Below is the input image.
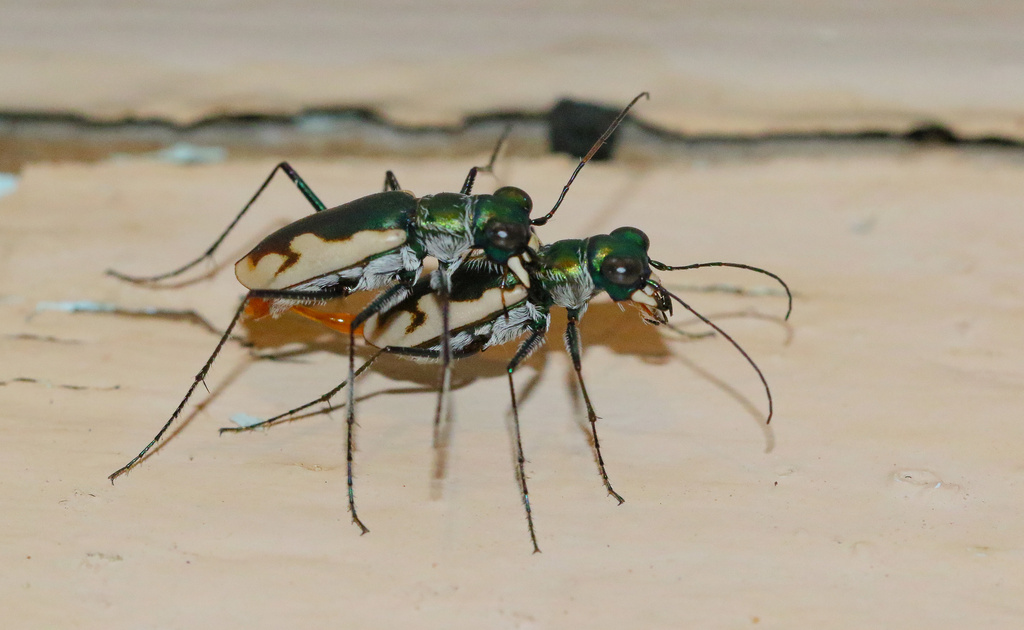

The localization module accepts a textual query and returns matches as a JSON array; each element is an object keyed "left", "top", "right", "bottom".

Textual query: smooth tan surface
[
  {"left": 3, "top": 1, "right": 1024, "bottom": 136},
  {"left": 2, "top": 150, "right": 1023, "bottom": 627}
]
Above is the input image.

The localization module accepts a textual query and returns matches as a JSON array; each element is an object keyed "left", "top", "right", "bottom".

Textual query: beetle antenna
[
  {"left": 532, "top": 92, "right": 649, "bottom": 226},
  {"left": 663, "top": 321, "right": 715, "bottom": 340},
  {"left": 650, "top": 260, "right": 793, "bottom": 321},
  {"left": 652, "top": 281, "right": 776, "bottom": 425}
]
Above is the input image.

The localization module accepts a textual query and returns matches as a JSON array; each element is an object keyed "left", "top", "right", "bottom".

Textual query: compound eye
[
  {"left": 494, "top": 186, "right": 533, "bottom": 213},
  {"left": 610, "top": 226, "right": 650, "bottom": 251},
  {"left": 485, "top": 220, "right": 531, "bottom": 252},
  {"left": 600, "top": 255, "right": 645, "bottom": 288}
]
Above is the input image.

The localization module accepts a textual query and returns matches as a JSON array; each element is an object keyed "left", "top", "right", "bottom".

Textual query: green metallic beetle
[
  {"left": 107, "top": 156, "right": 535, "bottom": 482},
  {"left": 107, "top": 94, "right": 650, "bottom": 485},
  {"left": 225, "top": 227, "right": 793, "bottom": 552}
]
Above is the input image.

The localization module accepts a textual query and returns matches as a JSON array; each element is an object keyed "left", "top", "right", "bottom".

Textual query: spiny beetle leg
[
  {"left": 565, "top": 311, "right": 624, "bottom": 504},
  {"left": 344, "top": 282, "right": 414, "bottom": 536},
  {"left": 460, "top": 167, "right": 481, "bottom": 197},
  {"left": 383, "top": 171, "right": 401, "bottom": 192},
  {"left": 220, "top": 349, "right": 385, "bottom": 434},
  {"left": 108, "top": 284, "right": 352, "bottom": 482},
  {"left": 108, "top": 162, "right": 327, "bottom": 284},
  {"left": 460, "top": 124, "right": 513, "bottom": 195},
  {"left": 432, "top": 267, "right": 454, "bottom": 449},
  {"left": 505, "top": 326, "right": 548, "bottom": 554}
]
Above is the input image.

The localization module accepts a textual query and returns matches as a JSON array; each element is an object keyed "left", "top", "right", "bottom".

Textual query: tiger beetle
[
  {"left": 106, "top": 94, "right": 651, "bottom": 509},
  {"left": 224, "top": 227, "right": 793, "bottom": 552}
]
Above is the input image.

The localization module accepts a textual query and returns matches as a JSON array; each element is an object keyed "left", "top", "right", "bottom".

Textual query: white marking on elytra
[
  {"left": 363, "top": 283, "right": 530, "bottom": 349},
  {"left": 235, "top": 228, "right": 407, "bottom": 290}
]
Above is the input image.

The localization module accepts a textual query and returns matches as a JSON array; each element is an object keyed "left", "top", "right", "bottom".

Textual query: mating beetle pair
[{"left": 108, "top": 94, "right": 791, "bottom": 553}]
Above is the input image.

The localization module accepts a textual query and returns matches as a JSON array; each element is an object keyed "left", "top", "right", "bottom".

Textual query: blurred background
[{"left": 3, "top": 1, "right": 1023, "bottom": 171}]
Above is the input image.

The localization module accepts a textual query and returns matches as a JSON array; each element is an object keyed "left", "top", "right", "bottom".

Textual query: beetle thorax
[
  {"left": 415, "top": 194, "right": 475, "bottom": 264},
  {"left": 538, "top": 247, "right": 597, "bottom": 311}
]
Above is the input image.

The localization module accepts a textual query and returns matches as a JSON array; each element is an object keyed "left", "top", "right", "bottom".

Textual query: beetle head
[
  {"left": 473, "top": 186, "right": 534, "bottom": 264},
  {"left": 585, "top": 226, "right": 670, "bottom": 323}
]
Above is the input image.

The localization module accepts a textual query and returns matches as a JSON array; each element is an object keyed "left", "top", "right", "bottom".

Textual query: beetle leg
[
  {"left": 459, "top": 124, "right": 513, "bottom": 195},
  {"left": 108, "top": 162, "right": 328, "bottom": 284},
  {"left": 432, "top": 266, "right": 454, "bottom": 449},
  {"left": 565, "top": 310, "right": 624, "bottom": 504},
  {"left": 383, "top": 170, "right": 401, "bottom": 192},
  {"left": 107, "top": 284, "right": 352, "bottom": 482},
  {"left": 506, "top": 325, "right": 549, "bottom": 554},
  {"left": 220, "top": 349, "right": 386, "bottom": 433},
  {"left": 221, "top": 338, "right": 491, "bottom": 437},
  {"left": 344, "top": 282, "right": 415, "bottom": 535},
  {"left": 459, "top": 167, "right": 480, "bottom": 198}
]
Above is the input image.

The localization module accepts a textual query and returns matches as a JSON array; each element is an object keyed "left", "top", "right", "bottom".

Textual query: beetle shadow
[
  {"left": 544, "top": 301, "right": 792, "bottom": 461},
  {"left": 238, "top": 298, "right": 683, "bottom": 408},
  {"left": 109, "top": 307, "right": 330, "bottom": 474},
  {"left": 117, "top": 352, "right": 252, "bottom": 472},
  {"left": 106, "top": 218, "right": 292, "bottom": 290},
  {"left": 232, "top": 297, "right": 790, "bottom": 479}
]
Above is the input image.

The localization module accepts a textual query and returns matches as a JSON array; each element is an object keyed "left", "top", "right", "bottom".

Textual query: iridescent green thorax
[
  {"left": 534, "top": 239, "right": 593, "bottom": 307},
  {"left": 537, "top": 239, "right": 587, "bottom": 280},
  {"left": 417, "top": 192, "right": 471, "bottom": 236}
]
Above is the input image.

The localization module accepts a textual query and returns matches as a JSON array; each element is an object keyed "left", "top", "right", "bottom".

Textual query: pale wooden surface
[
  {"left": 3, "top": 2, "right": 1024, "bottom": 627},
  {"left": 2, "top": 1, "right": 1023, "bottom": 136},
  {"left": 2, "top": 149, "right": 1023, "bottom": 628}
]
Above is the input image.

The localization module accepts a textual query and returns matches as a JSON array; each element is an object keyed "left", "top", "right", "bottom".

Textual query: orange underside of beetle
[{"left": 245, "top": 297, "right": 362, "bottom": 335}]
